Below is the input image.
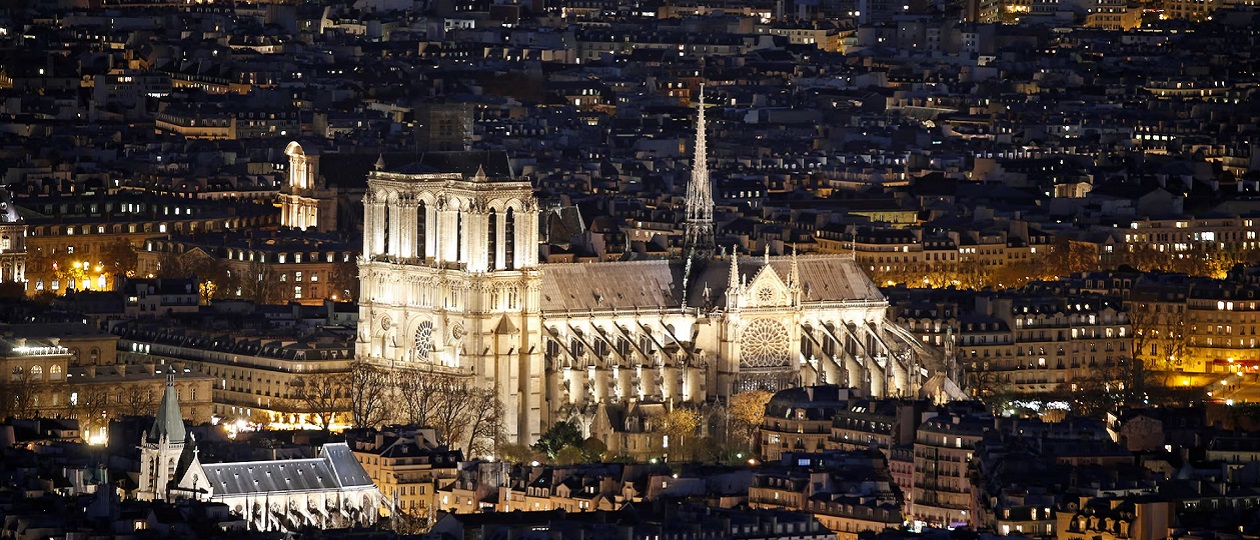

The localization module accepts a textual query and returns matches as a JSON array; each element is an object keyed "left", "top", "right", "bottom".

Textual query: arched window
[
  {"left": 381, "top": 202, "right": 391, "bottom": 255},
  {"left": 455, "top": 209, "right": 463, "bottom": 262},
  {"left": 30, "top": 365, "right": 43, "bottom": 380},
  {"left": 417, "top": 200, "right": 427, "bottom": 259},
  {"left": 10, "top": 366, "right": 22, "bottom": 381},
  {"left": 50, "top": 364, "right": 63, "bottom": 380},
  {"left": 488, "top": 209, "right": 498, "bottom": 270},
  {"left": 505, "top": 208, "right": 516, "bottom": 270}
]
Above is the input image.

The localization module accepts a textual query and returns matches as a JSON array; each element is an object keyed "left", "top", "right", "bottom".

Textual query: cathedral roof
[
  {"left": 148, "top": 374, "right": 186, "bottom": 444},
  {"left": 541, "top": 260, "right": 684, "bottom": 312},
  {"left": 689, "top": 254, "right": 885, "bottom": 308},
  {"left": 538, "top": 254, "right": 884, "bottom": 314},
  {"left": 199, "top": 442, "right": 374, "bottom": 496}
]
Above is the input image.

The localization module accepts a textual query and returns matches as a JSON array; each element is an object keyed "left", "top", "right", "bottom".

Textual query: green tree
[
  {"left": 497, "top": 442, "right": 542, "bottom": 464},
  {"left": 555, "top": 446, "right": 585, "bottom": 465},
  {"left": 580, "top": 437, "right": 608, "bottom": 463},
  {"left": 532, "top": 421, "right": 583, "bottom": 460}
]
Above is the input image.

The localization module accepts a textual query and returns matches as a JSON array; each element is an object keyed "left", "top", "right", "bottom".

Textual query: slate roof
[
  {"left": 541, "top": 260, "right": 683, "bottom": 312},
  {"left": 148, "top": 375, "right": 186, "bottom": 444},
  {"left": 200, "top": 442, "right": 374, "bottom": 497},
  {"left": 538, "top": 254, "right": 883, "bottom": 313}
]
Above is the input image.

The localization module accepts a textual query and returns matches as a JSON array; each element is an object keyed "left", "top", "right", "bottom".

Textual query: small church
[{"left": 137, "top": 375, "right": 381, "bottom": 532}]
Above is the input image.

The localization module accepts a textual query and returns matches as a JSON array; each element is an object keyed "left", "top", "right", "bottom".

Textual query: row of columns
[{"left": 364, "top": 195, "right": 539, "bottom": 271}]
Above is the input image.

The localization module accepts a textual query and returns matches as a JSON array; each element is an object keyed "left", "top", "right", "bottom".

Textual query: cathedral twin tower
[{"left": 350, "top": 89, "right": 923, "bottom": 447}]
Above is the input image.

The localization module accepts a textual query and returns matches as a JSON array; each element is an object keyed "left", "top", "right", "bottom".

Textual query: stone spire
[
  {"left": 788, "top": 245, "right": 800, "bottom": 289},
  {"left": 683, "top": 85, "right": 716, "bottom": 262},
  {"left": 148, "top": 373, "right": 186, "bottom": 444}
]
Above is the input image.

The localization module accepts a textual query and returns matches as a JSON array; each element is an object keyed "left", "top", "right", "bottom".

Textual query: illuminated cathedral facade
[{"left": 354, "top": 94, "right": 930, "bottom": 445}]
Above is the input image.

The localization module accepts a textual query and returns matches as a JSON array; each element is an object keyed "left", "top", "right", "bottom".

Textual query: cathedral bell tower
[
  {"left": 138, "top": 374, "right": 188, "bottom": 502},
  {"left": 357, "top": 151, "right": 545, "bottom": 444},
  {"left": 280, "top": 141, "right": 338, "bottom": 233}
]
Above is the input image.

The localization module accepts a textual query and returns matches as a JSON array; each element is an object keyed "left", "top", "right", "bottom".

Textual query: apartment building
[
  {"left": 909, "top": 411, "right": 989, "bottom": 529},
  {"left": 761, "top": 386, "right": 856, "bottom": 461},
  {"left": 346, "top": 426, "right": 463, "bottom": 519}
]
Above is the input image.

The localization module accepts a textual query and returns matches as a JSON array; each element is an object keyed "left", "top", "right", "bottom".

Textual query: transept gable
[{"left": 745, "top": 264, "right": 791, "bottom": 308}]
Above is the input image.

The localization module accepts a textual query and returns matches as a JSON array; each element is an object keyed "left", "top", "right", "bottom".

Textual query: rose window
[
  {"left": 413, "top": 321, "right": 434, "bottom": 362},
  {"left": 740, "top": 319, "right": 790, "bottom": 368},
  {"left": 756, "top": 286, "right": 776, "bottom": 305}
]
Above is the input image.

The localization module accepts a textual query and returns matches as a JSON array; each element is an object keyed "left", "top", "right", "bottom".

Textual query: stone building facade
[{"left": 355, "top": 149, "right": 930, "bottom": 447}]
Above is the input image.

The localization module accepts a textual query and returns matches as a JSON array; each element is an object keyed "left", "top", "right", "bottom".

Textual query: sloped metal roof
[
  {"left": 148, "top": 375, "right": 186, "bottom": 444},
  {"left": 201, "top": 442, "right": 374, "bottom": 497}
]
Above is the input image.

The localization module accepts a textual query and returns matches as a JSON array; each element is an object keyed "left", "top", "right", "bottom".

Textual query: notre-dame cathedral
[{"left": 346, "top": 90, "right": 930, "bottom": 447}]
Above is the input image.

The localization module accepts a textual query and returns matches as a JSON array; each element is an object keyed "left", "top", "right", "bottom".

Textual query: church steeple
[
  {"left": 148, "top": 373, "right": 186, "bottom": 444},
  {"left": 683, "top": 85, "right": 716, "bottom": 262},
  {"left": 138, "top": 373, "right": 189, "bottom": 502}
]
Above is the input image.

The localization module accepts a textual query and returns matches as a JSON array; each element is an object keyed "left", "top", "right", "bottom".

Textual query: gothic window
[
  {"left": 456, "top": 209, "right": 463, "bottom": 262},
  {"left": 30, "top": 365, "right": 42, "bottom": 380},
  {"left": 417, "top": 201, "right": 427, "bottom": 259},
  {"left": 413, "top": 321, "right": 434, "bottom": 362},
  {"left": 740, "top": 319, "right": 790, "bottom": 368},
  {"left": 488, "top": 210, "right": 498, "bottom": 270},
  {"left": 382, "top": 203, "right": 391, "bottom": 255},
  {"left": 639, "top": 334, "right": 655, "bottom": 355},
  {"left": 756, "top": 286, "right": 776, "bottom": 305},
  {"left": 505, "top": 208, "right": 516, "bottom": 270}
]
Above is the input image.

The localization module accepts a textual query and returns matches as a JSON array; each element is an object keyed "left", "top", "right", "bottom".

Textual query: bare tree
[
  {"left": 72, "top": 385, "right": 114, "bottom": 439},
  {"left": 0, "top": 370, "right": 40, "bottom": 419},
  {"left": 347, "top": 361, "right": 390, "bottom": 428},
  {"left": 290, "top": 373, "right": 348, "bottom": 430},
  {"left": 397, "top": 367, "right": 443, "bottom": 426},
  {"left": 464, "top": 387, "right": 504, "bottom": 458},
  {"left": 121, "top": 384, "right": 158, "bottom": 416},
  {"left": 155, "top": 251, "right": 186, "bottom": 279},
  {"left": 328, "top": 262, "right": 359, "bottom": 302},
  {"left": 430, "top": 377, "right": 473, "bottom": 450},
  {"left": 241, "top": 260, "right": 284, "bottom": 304},
  {"left": 101, "top": 238, "right": 138, "bottom": 289}
]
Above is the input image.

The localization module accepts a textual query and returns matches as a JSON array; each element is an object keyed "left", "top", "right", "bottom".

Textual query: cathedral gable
[{"left": 745, "top": 265, "right": 790, "bottom": 308}]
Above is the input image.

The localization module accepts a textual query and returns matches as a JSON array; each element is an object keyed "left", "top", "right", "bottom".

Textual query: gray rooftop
[
  {"left": 200, "top": 442, "right": 375, "bottom": 497},
  {"left": 148, "top": 374, "right": 186, "bottom": 444}
]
